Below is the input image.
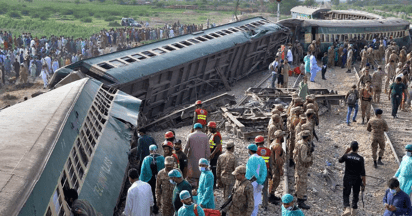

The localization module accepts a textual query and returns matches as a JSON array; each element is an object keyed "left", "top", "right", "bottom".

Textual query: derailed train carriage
[
  {"left": 50, "top": 17, "right": 291, "bottom": 124},
  {"left": 0, "top": 78, "right": 141, "bottom": 216},
  {"left": 279, "top": 18, "right": 411, "bottom": 53}
]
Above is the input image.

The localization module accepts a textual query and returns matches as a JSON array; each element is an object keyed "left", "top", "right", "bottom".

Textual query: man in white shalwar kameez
[
  {"left": 310, "top": 53, "right": 321, "bottom": 82},
  {"left": 123, "top": 168, "right": 154, "bottom": 216}
]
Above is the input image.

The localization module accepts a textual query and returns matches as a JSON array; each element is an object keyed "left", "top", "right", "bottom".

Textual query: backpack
[{"left": 347, "top": 91, "right": 357, "bottom": 106}]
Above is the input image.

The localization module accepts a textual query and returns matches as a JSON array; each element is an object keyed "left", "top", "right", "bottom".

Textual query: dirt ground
[{"left": 0, "top": 78, "right": 47, "bottom": 109}]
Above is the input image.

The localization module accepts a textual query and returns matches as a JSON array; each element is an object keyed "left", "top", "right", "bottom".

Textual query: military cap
[
  {"left": 274, "top": 130, "right": 285, "bottom": 138},
  {"left": 306, "top": 104, "right": 316, "bottom": 110},
  {"left": 300, "top": 114, "right": 307, "bottom": 120},
  {"left": 277, "top": 104, "right": 284, "bottom": 109},
  {"left": 168, "top": 169, "right": 182, "bottom": 178},
  {"left": 392, "top": 50, "right": 396, "bottom": 53},
  {"left": 272, "top": 114, "right": 280, "bottom": 120},
  {"left": 194, "top": 123, "right": 203, "bottom": 129},
  {"left": 405, "top": 144, "right": 412, "bottom": 151},
  {"left": 149, "top": 144, "right": 158, "bottom": 151},
  {"left": 247, "top": 144, "right": 258, "bottom": 152},
  {"left": 164, "top": 156, "right": 174, "bottom": 165},
  {"left": 199, "top": 158, "right": 209, "bottom": 166},
  {"left": 305, "top": 109, "right": 315, "bottom": 115},
  {"left": 294, "top": 98, "right": 303, "bottom": 103},
  {"left": 300, "top": 130, "right": 311, "bottom": 137},
  {"left": 282, "top": 194, "right": 294, "bottom": 204},
  {"left": 232, "top": 165, "right": 246, "bottom": 175},
  {"left": 375, "top": 109, "right": 383, "bottom": 115},
  {"left": 180, "top": 190, "right": 191, "bottom": 200},
  {"left": 226, "top": 140, "right": 235, "bottom": 148}
]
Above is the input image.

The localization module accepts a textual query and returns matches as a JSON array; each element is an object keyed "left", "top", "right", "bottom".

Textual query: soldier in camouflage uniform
[
  {"left": 295, "top": 114, "right": 307, "bottom": 140},
  {"left": 268, "top": 114, "right": 282, "bottom": 144},
  {"left": 372, "top": 65, "right": 386, "bottom": 103},
  {"left": 304, "top": 95, "right": 319, "bottom": 113},
  {"left": 287, "top": 107, "right": 302, "bottom": 167},
  {"left": 293, "top": 130, "right": 313, "bottom": 210},
  {"left": 216, "top": 141, "right": 238, "bottom": 201},
  {"left": 366, "top": 109, "right": 389, "bottom": 168},
  {"left": 385, "top": 60, "right": 395, "bottom": 94},
  {"left": 400, "top": 46, "right": 407, "bottom": 65},
  {"left": 360, "top": 81, "right": 373, "bottom": 124},
  {"left": 228, "top": 165, "right": 255, "bottom": 216},
  {"left": 304, "top": 109, "right": 318, "bottom": 142},
  {"left": 269, "top": 130, "right": 286, "bottom": 204},
  {"left": 156, "top": 156, "right": 176, "bottom": 216},
  {"left": 360, "top": 46, "right": 368, "bottom": 69}
]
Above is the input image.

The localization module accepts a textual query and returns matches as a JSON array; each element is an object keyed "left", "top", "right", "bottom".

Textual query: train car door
[{"left": 311, "top": 27, "right": 317, "bottom": 43}]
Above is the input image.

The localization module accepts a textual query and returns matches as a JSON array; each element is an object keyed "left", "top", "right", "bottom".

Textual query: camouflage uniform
[
  {"left": 379, "top": 43, "right": 385, "bottom": 63},
  {"left": 228, "top": 166, "right": 254, "bottom": 216},
  {"left": 287, "top": 108, "right": 301, "bottom": 159},
  {"left": 303, "top": 95, "right": 319, "bottom": 113},
  {"left": 293, "top": 131, "right": 313, "bottom": 200},
  {"left": 360, "top": 48, "right": 368, "bottom": 69},
  {"left": 270, "top": 130, "right": 285, "bottom": 195},
  {"left": 372, "top": 69, "right": 386, "bottom": 103},
  {"left": 367, "top": 47, "right": 374, "bottom": 65},
  {"left": 385, "top": 63, "right": 395, "bottom": 93},
  {"left": 156, "top": 168, "right": 175, "bottom": 216},
  {"left": 360, "top": 85, "right": 373, "bottom": 121},
  {"left": 268, "top": 114, "right": 282, "bottom": 143},
  {"left": 216, "top": 143, "right": 238, "bottom": 200},
  {"left": 400, "top": 48, "right": 407, "bottom": 65},
  {"left": 367, "top": 117, "right": 389, "bottom": 161},
  {"left": 389, "top": 51, "right": 399, "bottom": 64},
  {"left": 327, "top": 45, "right": 335, "bottom": 67}
]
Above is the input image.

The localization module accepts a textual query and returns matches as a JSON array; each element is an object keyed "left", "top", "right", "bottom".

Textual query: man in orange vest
[
  {"left": 207, "top": 121, "right": 222, "bottom": 189},
  {"left": 162, "top": 141, "right": 180, "bottom": 169},
  {"left": 256, "top": 135, "right": 271, "bottom": 210},
  {"left": 193, "top": 100, "right": 208, "bottom": 132}
]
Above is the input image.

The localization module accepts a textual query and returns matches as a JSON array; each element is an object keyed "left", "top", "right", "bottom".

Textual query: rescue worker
[
  {"left": 163, "top": 141, "right": 180, "bottom": 169},
  {"left": 156, "top": 156, "right": 176, "bottom": 216},
  {"left": 389, "top": 77, "right": 408, "bottom": 118},
  {"left": 193, "top": 100, "right": 208, "bottom": 131},
  {"left": 165, "top": 131, "right": 177, "bottom": 144},
  {"left": 228, "top": 165, "right": 254, "bottom": 216},
  {"left": 256, "top": 135, "right": 271, "bottom": 209},
  {"left": 346, "top": 46, "right": 353, "bottom": 73},
  {"left": 366, "top": 109, "right": 389, "bottom": 168},
  {"left": 358, "top": 68, "right": 372, "bottom": 89},
  {"left": 246, "top": 144, "right": 268, "bottom": 216},
  {"left": 293, "top": 130, "right": 313, "bottom": 210},
  {"left": 207, "top": 121, "right": 222, "bottom": 189},
  {"left": 338, "top": 141, "right": 366, "bottom": 216},
  {"left": 269, "top": 130, "right": 285, "bottom": 204},
  {"left": 281, "top": 194, "right": 305, "bottom": 216},
  {"left": 216, "top": 141, "right": 237, "bottom": 200},
  {"left": 360, "top": 81, "right": 373, "bottom": 124},
  {"left": 385, "top": 60, "right": 395, "bottom": 94},
  {"left": 372, "top": 65, "right": 386, "bottom": 103},
  {"left": 394, "top": 144, "right": 412, "bottom": 197},
  {"left": 177, "top": 190, "right": 205, "bottom": 216},
  {"left": 140, "top": 145, "right": 165, "bottom": 214},
  {"left": 303, "top": 52, "right": 311, "bottom": 78},
  {"left": 169, "top": 169, "right": 193, "bottom": 214},
  {"left": 197, "top": 158, "right": 215, "bottom": 209}
]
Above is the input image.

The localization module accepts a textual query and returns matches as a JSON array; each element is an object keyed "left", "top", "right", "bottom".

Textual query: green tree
[
  {"left": 331, "top": 0, "right": 339, "bottom": 6},
  {"left": 303, "top": 0, "right": 315, "bottom": 6},
  {"left": 278, "top": 0, "right": 301, "bottom": 15}
]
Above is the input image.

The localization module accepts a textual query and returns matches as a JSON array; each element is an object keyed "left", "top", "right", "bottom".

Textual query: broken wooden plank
[
  {"left": 215, "top": 67, "right": 231, "bottom": 91},
  {"left": 221, "top": 107, "right": 246, "bottom": 131}
]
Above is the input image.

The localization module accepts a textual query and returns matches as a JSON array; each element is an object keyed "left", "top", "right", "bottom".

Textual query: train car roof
[
  {"left": 290, "top": 6, "right": 331, "bottom": 15},
  {"left": 279, "top": 18, "right": 409, "bottom": 28},
  {"left": 60, "top": 17, "right": 287, "bottom": 85},
  {"left": 0, "top": 79, "right": 88, "bottom": 215},
  {"left": 327, "top": 10, "right": 383, "bottom": 19}
]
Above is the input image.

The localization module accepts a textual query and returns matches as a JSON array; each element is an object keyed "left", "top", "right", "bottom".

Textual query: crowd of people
[{"left": 0, "top": 21, "right": 214, "bottom": 88}]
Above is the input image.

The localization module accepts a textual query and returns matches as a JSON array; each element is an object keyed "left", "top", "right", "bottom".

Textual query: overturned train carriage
[
  {"left": 51, "top": 17, "right": 290, "bottom": 123},
  {"left": 0, "top": 78, "right": 141, "bottom": 216}
]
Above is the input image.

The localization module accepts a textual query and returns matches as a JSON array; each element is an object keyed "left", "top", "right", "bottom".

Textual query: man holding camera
[{"left": 338, "top": 141, "right": 366, "bottom": 216}]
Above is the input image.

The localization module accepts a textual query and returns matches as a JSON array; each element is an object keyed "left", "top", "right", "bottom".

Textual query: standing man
[
  {"left": 283, "top": 59, "right": 291, "bottom": 88},
  {"left": 394, "top": 144, "right": 412, "bottom": 198},
  {"left": 216, "top": 141, "right": 237, "bottom": 201},
  {"left": 327, "top": 45, "right": 335, "bottom": 68},
  {"left": 321, "top": 52, "right": 328, "bottom": 79},
  {"left": 197, "top": 158, "right": 215, "bottom": 209},
  {"left": 358, "top": 68, "right": 372, "bottom": 89},
  {"left": 184, "top": 123, "right": 211, "bottom": 187},
  {"left": 367, "top": 109, "right": 389, "bottom": 168},
  {"left": 310, "top": 52, "right": 321, "bottom": 82},
  {"left": 346, "top": 85, "right": 359, "bottom": 126},
  {"left": 136, "top": 128, "right": 156, "bottom": 175},
  {"left": 281, "top": 194, "right": 305, "bottom": 216},
  {"left": 385, "top": 60, "right": 395, "bottom": 94},
  {"left": 338, "top": 141, "right": 366, "bottom": 216},
  {"left": 227, "top": 165, "right": 255, "bottom": 216},
  {"left": 293, "top": 130, "right": 313, "bottom": 210},
  {"left": 123, "top": 168, "right": 154, "bottom": 216},
  {"left": 287, "top": 44, "right": 293, "bottom": 67},
  {"left": 193, "top": 100, "right": 208, "bottom": 132},
  {"left": 162, "top": 141, "right": 179, "bottom": 169},
  {"left": 207, "top": 121, "right": 222, "bottom": 188},
  {"left": 389, "top": 77, "right": 408, "bottom": 118},
  {"left": 246, "top": 144, "right": 268, "bottom": 216},
  {"left": 303, "top": 52, "right": 311, "bottom": 79},
  {"left": 347, "top": 46, "right": 354, "bottom": 73},
  {"left": 169, "top": 169, "right": 193, "bottom": 214},
  {"left": 383, "top": 178, "right": 412, "bottom": 215},
  {"left": 360, "top": 81, "right": 373, "bottom": 124},
  {"left": 269, "top": 130, "right": 285, "bottom": 204},
  {"left": 270, "top": 56, "right": 278, "bottom": 88},
  {"left": 156, "top": 156, "right": 175, "bottom": 216},
  {"left": 372, "top": 65, "right": 386, "bottom": 103},
  {"left": 256, "top": 135, "right": 271, "bottom": 209},
  {"left": 174, "top": 140, "right": 188, "bottom": 179},
  {"left": 139, "top": 145, "right": 164, "bottom": 214},
  {"left": 277, "top": 60, "right": 284, "bottom": 88}
]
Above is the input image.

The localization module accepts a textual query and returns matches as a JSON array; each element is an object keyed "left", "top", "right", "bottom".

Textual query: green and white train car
[{"left": 0, "top": 78, "right": 141, "bottom": 216}]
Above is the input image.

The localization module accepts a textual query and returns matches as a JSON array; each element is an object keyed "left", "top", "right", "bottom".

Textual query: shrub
[
  {"left": 39, "top": 14, "right": 49, "bottom": 20},
  {"left": 104, "top": 16, "right": 117, "bottom": 21},
  {"left": 73, "top": 11, "right": 88, "bottom": 19},
  {"left": 81, "top": 17, "right": 92, "bottom": 23},
  {"left": 31, "top": 12, "right": 39, "bottom": 18},
  {"left": 94, "top": 14, "right": 101, "bottom": 18},
  {"left": 109, "top": 11, "right": 121, "bottom": 16},
  {"left": 21, "top": 9, "right": 30, "bottom": 16},
  {"left": 8, "top": 11, "right": 22, "bottom": 19},
  {"left": 108, "top": 21, "right": 121, "bottom": 27},
  {"left": 62, "top": 9, "right": 74, "bottom": 15}
]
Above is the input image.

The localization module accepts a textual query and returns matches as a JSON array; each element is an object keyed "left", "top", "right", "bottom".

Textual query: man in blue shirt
[
  {"left": 383, "top": 178, "right": 412, "bottom": 216},
  {"left": 136, "top": 128, "right": 156, "bottom": 174}
]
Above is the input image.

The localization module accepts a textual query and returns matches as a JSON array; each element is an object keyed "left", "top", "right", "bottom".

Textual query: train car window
[
  {"left": 331, "top": 34, "right": 335, "bottom": 43},
  {"left": 325, "top": 34, "right": 329, "bottom": 42},
  {"left": 180, "top": 41, "right": 193, "bottom": 46},
  {"left": 120, "top": 56, "right": 137, "bottom": 63},
  {"left": 188, "top": 39, "right": 200, "bottom": 44},
  {"left": 216, "top": 31, "right": 227, "bottom": 36},
  {"left": 203, "top": 35, "right": 214, "bottom": 40},
  {"left": 319, "top": 34, "right": 324, "bottom": 42},
  {"left": 152, "top": 48, "right": 166, "bottom": 55},
  {"left": 142, "top": 51, "right": 156, "bottom": 57},
  {"left": 131, "top": 53, "right": 147, "bottom": 60},
  {"left": 46, "top": 207, "right": 52, "bottom": 216},
  {"left": 52, "top": 190, "right": 63, "bottom": 216},
  {"left": 223, "top": 30, "right": 233, "bottom": 34},
  {"left": 109, "top": 60, "right": 125, "bottom": 67},
  {"left": 162, "top": 46, "right": 175, "bottom": 51},
  {"left": 229, "top": 28, "right": 239, "bottom": 32},
  {"left": 97, "top": 63, "right": 114, "bottom": 70},
  {"left": 172, "top": 43, "right": 185, "bottom": 49},
  {"left": 209, "top": 33, "right": 220, "bottom": 38},
  {"left": 195, "top": 37, "right": 207, "bottom": 42},
  {"left": 245, "top": 24, "right": 255, "bottom": 29}
]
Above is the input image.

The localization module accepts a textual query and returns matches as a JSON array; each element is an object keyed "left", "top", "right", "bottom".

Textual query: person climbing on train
[
  {"left": 207, "top": 121, "right": 222, "bottom": 189},
  {"left": 64, "top": 189, "right": 98, "bottom": 216},
  {"left": 197, "top": 158, "right": 215, "bottom": 209},
  {"left": 193, "top": 100, "right": 208, "bottom": 132},
  {"left": 140, "top": 144, "right": 165, "bottom": 214}
]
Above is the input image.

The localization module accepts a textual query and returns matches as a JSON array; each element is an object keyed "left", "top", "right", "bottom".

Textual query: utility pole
[{"left": 276, "top": 0, "right": 281, "bottom": 21}]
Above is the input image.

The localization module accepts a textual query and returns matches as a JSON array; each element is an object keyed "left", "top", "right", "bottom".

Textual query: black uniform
[{"left": 338, "top": 152, "right": 365, "bottom": 209}]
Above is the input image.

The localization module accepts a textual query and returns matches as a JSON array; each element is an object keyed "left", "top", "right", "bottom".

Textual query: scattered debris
[{"left": 2, "top": 94, "right": 17, "bottom": 100}]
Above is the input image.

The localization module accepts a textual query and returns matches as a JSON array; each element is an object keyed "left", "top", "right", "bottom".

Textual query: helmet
[
  {"left": 207, "top": 121, "right": 217, "bottom": 128},
  {"left": 255, "top": 135, "right": 264, "bottom": 143},
  {"left": 162, "top": 141, "right": 174, "bottom": 148},
  {"left": 165, "top": 131, "right": 174, "bottom": 139},
  {"left": 195, "top": 100, "right": 202, "bottom": 105}
]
